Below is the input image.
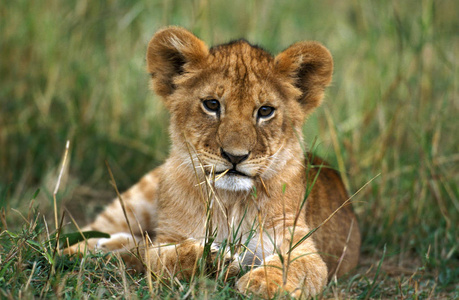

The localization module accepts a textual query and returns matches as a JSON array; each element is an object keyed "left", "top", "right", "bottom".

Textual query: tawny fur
[{"left": 65, "top": 26, "right": 360, "bottom": 298}]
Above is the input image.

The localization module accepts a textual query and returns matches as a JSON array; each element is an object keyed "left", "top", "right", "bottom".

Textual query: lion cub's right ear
[
  {"left": 275, "top": 42, "right": 333, "bottom": 114},
  {"left": 147, "top": 27, "right": 209, "bottom": 99}
]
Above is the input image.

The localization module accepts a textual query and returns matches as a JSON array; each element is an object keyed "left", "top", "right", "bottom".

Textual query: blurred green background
[{"left": 1, "top": 0, "right": 458, "bottom": 297}]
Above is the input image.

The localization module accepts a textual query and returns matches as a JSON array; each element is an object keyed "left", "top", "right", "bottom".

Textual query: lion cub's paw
[
  {"left": 63, "top": 239, "right": 98, "bottom": 256},
  {"left": 145, "top": 238, "right": 205, "bottom": 279},
  {"left": 62, "top": 244, "right": 82, "bottom": 256},
  {"left": 208, "top": 242, "right": 240, "bottom": 277},
  {"left": 144, "top": 239, "right": 239, "bottom": 279},
  {"left": 236, "top": 258, "right": 327, "bottom": 298},
  {"left": 237, "top": 267, "right": 289, "bottom": 298},
  {"left": 63, "top": 232, "right": 138, "bottom": 256},
  {"left": 96, "top": 232, "right": 138, "bottom": 252},
  {"left": 95, "top": 233, "right": 146, "bottom": 272}
]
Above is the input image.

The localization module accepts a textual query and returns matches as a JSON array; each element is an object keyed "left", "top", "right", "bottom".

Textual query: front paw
[
  {"left": 236, "top": 266, "right": 285, "bottom": 298},
  {"left": 208, "top": 243, "right": 240, "bottom": 278},
  {"left": 144, "top": 239, "right": 208, "bottom": 279},
  {"left": 144, "top": 239, "right": 240, "bottom": 280},
  {"left": 96, "top": 232, "right": 138, "bottom": 252},
  {"left": 62, "top": 239, "right": 98, "bottom": 256},
  {"left": 236, "top": 257, "right": 327, "bottom": 298}
]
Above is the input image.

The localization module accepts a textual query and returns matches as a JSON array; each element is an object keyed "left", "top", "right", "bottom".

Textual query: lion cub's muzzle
[
  {"left": 219, "top": 148, "right": 250, "bottom": 177},
  {"left": 220, "top": 148, "right": 249, "bottom": 165}
]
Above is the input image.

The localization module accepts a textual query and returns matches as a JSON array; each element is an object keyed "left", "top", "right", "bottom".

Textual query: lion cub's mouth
[{"left": 214, "top": 169, "right": 250, "bottom": 178}]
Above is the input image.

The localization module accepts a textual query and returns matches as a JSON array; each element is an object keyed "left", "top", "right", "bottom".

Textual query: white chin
[{"left": 213, "top": 175, "right": 253, "bottom": 192}]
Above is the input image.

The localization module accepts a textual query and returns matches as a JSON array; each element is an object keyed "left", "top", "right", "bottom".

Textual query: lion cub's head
[{"left": 147, "top": 27, "right": 333, "bottom": 192}]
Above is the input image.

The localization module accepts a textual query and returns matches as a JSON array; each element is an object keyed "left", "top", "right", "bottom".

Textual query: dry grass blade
[
  {"left": 105, "top": 161, "right": 143, "bottom": 265},
  {"left": 184, "top": 139, "right": 229, "bottom": 220},
  {"left": 257, "top": 210, "right": 271, "bottom": 299},
  {"left": 105, "top": 161, "right": 136, "bottom": 245},
  {"left": 258, "top": 176, "right": 271, "bottom": 198},
  {"left": 215, "top": 169, "right": 229, "bottom": 182},
  {"left": 333, "top": 218, "right": 354, "bottom": 280},
  {"left": 25, "top": 261, "right": 37, "bottom": 291},
  {"left": 324, "top": 107, "right": 350, "bottom": 191},
  {"left": 184, "top": 138, "right": 208, "bottom": 205},
  {"left": 64, "top": 208, "right": 84, "bottom": 236},
  {"left": 289, "top": 173, "right": 380, "bottom": 253},
  {"left": 0, "top": 207, "right": 7, "bottom": 231},
  {"left": 40, "top": 141, "right": 70, "bottom": 298},
  {"left": 53, "top": 140, "right": 70, "bottom": 230}
]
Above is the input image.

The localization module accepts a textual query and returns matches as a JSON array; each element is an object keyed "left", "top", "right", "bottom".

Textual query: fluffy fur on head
[{"left": 146, "top": 26, "right": 333, "bottom": 192}]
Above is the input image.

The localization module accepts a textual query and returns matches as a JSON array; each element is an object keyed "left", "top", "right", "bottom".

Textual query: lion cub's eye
[
  {"left": 257, "top": 106, "right": 275, "bottom": 119},
  {"left": 202, "top": 99, "right": 220, "bottom": 113}
]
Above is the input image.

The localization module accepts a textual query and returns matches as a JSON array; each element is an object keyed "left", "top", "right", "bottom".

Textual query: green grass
[{"left": 1, "top": 0, "right": 458, "bottom": 298}]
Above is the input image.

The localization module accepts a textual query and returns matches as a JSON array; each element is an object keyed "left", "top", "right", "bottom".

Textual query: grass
[{"left": 1, "top": 0, "right": 458, "bottom": 298}]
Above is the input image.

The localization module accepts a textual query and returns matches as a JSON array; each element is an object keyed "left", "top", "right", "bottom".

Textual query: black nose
[{"left": 221, "top": 149, "right": 249, "bottom": 165}]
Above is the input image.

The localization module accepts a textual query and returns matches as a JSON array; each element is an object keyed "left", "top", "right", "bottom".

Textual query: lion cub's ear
[
  {"left": 147, "top": 27, "right": 208, "bottom": 98},
  {"left": 275, "top": 42, "right": 333, "bottom": 112}
]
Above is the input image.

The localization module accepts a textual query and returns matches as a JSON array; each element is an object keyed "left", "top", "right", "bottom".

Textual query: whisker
[
  {"left": 267, "top": 143, "right": 285, "bottom": 161},
  {"left": 194, "top": 164, "right": 213, "bottom": 170}
]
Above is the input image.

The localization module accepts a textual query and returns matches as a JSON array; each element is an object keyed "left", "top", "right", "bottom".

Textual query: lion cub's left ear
[
  {"left": 147, "top": 26, "right": 209, "bottom": 99},
  {"left": 275, "top": 42, "right": 333, "bottom": 112}
]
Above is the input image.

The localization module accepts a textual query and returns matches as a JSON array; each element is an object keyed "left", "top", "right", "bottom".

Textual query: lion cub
[{"left": 65, "top": 27, "right": 360, "bottom": 298}]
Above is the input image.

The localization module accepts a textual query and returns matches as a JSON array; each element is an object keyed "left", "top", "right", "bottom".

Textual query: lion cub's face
[{"left": 147, "top": 27, "right": 333, "bottom": 191}]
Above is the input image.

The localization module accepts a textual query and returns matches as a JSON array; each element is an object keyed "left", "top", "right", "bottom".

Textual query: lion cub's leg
[
  {"left": 63, "top": 230, "right": 145, "bottom": 255},
  {"left": 64, "top": 170, "right": 159, "bottom": 255},
  {"left": 126, "top": 238, "right": 239, "bottom": 279},
  {"left": 95, "top": 232, "right": 142, "bottom": 252},
  {"left": 62, "top": 233, "right": 100, "bottom": 255}
]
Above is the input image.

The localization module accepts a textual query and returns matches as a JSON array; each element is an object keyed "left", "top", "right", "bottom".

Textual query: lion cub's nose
[{"left": 220, "top": 149, "right": 249, "bottom": 165}]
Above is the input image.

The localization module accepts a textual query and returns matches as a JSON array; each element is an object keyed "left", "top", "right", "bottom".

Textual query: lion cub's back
[{"left": 304, "top": 154, "right": 361, "bottom": 277}]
